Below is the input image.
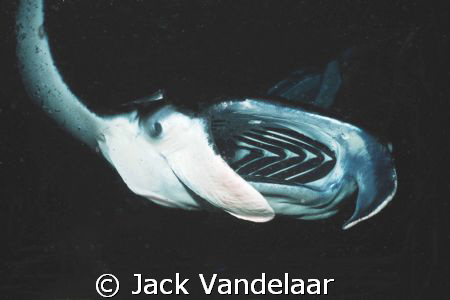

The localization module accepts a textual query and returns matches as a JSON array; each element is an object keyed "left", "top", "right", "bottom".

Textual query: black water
[{"left": 0, "top": 1, "right": 447, "bottom": 298}]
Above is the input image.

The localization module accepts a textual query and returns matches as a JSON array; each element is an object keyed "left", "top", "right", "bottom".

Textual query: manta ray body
[{"left": 16, "top": 0, "right": 397, "bottom": 229}]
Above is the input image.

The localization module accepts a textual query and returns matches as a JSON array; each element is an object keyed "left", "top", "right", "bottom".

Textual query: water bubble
[{"left": 387, "top": 143, "right": 393, "bottom": 152}]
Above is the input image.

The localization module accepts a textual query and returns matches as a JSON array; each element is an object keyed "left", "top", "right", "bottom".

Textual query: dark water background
[{"left": 0, "top": 0, "right": 448, "bottom": 298}]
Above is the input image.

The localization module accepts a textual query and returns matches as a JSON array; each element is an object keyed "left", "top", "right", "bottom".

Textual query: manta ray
[{"left": 16, "top": 0, "right": 397, "bottom": 229}]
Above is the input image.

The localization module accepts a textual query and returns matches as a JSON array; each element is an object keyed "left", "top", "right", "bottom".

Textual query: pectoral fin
[{"left": 157, "top": 114, "right": 275, "bottom": 222}]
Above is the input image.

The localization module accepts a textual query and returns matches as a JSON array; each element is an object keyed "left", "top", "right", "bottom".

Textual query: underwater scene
[{"left": 0, "top": 0, "right": 446, "bottom": 298}]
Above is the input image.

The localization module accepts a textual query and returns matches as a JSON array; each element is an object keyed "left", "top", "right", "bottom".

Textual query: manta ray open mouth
[
  {"left": 203, "top": 99, "right": 397, "bottom": 228},
  {"left": 210, "top": 114, "right": 337, "bottom": 187}
]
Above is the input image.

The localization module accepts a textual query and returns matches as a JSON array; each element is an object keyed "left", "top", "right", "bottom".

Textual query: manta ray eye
[{"left": 150, "top": 121, "right": 162, "bottom": 137}]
